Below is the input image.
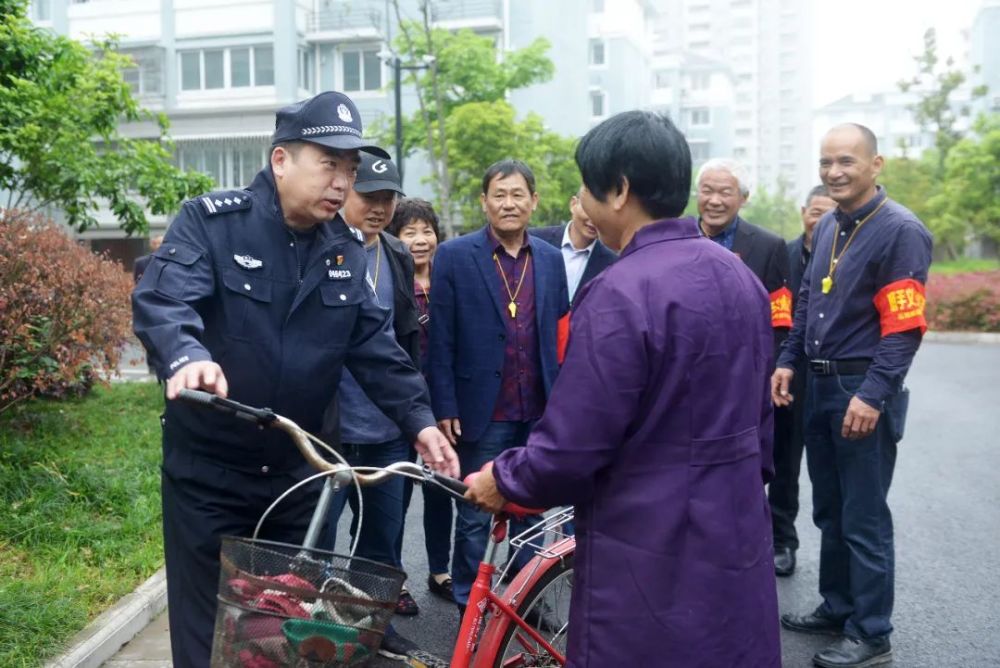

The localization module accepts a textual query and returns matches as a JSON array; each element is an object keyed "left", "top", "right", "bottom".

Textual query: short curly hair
[{"left": 387, "top": 197, "right": 441, "bottom": 240}]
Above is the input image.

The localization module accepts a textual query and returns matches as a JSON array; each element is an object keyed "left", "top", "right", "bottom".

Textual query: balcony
[{"left": 308, "top": 0, "right": 501, "bottom": 34}]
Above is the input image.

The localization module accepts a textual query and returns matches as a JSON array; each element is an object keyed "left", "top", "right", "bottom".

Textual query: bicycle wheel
[{"left": 491, "top": 553, "right": 574, "bottom": 668}]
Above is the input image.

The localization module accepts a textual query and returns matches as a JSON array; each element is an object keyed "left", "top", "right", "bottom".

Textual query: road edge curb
[
  {"left": 44, "top": 567, "right": 167, "bottom": 668},
  {"left": 925, "top": 331, "right": 1000, "bottom": 345}
]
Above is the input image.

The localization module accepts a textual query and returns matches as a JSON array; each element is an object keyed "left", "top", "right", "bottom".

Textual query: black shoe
[
  {"left": 378, "top": 626, "right": 422, "bottom": 662},
  {"left": 781, "top": 609, "right": 845, "bottom": 636},
  {"left": 456, "top": 602, "right": 467, "bottom": 624},
  {"left": 427, "top": 574, "right": 455, "bottom": 603},
  {"left": 774, "top": 546, "right": 796, "bottom": 577},
  {"left": 813, "top": 636, "right": 892, "bottom": 667}
]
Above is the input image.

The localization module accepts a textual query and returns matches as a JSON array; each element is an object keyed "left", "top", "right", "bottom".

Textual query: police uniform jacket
[{"left": 132, "top": 167, "right": 435, "bottom": 473}]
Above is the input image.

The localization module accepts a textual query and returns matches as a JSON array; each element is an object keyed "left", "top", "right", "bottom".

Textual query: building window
[
  {"left": 298, "top": 48, "right": 314, "bottom": 91},
  {"left": 655, "top": 70, "right": 671, "bottom": 89},
  {"left": 689, "top": 107, "right": 710, "bottom": 126},
  {"left": 342, "top": 48, "right": 382, "bottom": 92},
  {"left": 592, "top": 0, "right": 604, "bottom": 12},
  {"left": 179, "top": 45, "right": 274, "bottom": 91},
  {"left": 690, "top": 72, "right": 710, "bottom": 90},
  {"left": 120, "top": 49, "right": 164, "bottom": 97},
  {"left": 589, "top": 39, "right": 606, "bottom": 67},
  {"left": 31, "top": 0, "right": 52, "bottom": 21},
  {"left": 590, "top": 90, "right": 606, "bottom": 119},
  {"left": 689, "top": 141, "right": 709, "bottom": 163},
  {"left": 688, "top": 40, "right": 710, "bottom": 50},
  {"left": 178, "top": 143, "right": 269, "bottom": 189}
]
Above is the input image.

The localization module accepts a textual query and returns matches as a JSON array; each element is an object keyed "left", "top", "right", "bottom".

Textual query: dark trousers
[
  {"left": 325, "top": 438, "right": 409, "bottom": 567},
  {"left": 452, "top": 420, "right": 540, "bottom": 605},
  {"left": 769, "top": 367, "right": 807, "bottom": 549},
  {"left": 161, "top": 445, "right": 320, "bottom": 668},
  {"left": 398, "top": 446, "right": 455, "bottom": 576},
  {"left": 805, "top": 373, "right": 908, "bottom": 640}
]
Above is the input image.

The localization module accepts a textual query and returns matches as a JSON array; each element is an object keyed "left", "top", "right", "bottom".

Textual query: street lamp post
[{"left": 380, "top": 49, "right": 435, "bottom": 185}]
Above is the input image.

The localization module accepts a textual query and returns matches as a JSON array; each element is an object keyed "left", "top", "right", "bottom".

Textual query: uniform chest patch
[
  {"left": 233, "top": 254, "right": 264, "bottom": 270},
  {"left": 328, "top": 269, "right": 352, "bottom": 280}
]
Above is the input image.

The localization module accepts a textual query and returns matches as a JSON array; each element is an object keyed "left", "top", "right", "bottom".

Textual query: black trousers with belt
[
  {"left": 768, "top": 364, "right": 807, "bottom": 550},
  {"left": 160, "top": 427, "right": 323, "bottom": 668}
]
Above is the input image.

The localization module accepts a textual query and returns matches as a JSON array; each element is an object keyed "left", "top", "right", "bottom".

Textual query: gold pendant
[
  {"left": 508, "top": 301, "right": 517, "bottom": 318},
  {"left": 821, "top": 276, "right": 833, "bottom": 294}
]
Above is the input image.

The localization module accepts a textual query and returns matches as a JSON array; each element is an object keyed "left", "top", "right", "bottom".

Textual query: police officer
[
  {"left": 773, "top": 123, "right": 932, "bottom": 668},
  {"left": 132, "top": 91, "right": 458, "bottom": 668}
]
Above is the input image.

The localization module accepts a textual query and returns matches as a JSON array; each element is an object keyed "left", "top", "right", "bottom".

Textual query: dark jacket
[
  {"left": 787, "top": 234, "right": 810, "bottom": 302},
  {"left": 131, "top": 167, "right": 433, "bottom": 472},
  {"left": 730, "top": 216, "right": 792, "bottom": 363},
  {"left": 428, "top": 226, "right": 569, "bottom": 443},
  {"left": 531, "top": 223, "right": 617, "bottom": 299},
  {"left": 133, "top": 254, "right": 152, "bottom": 284}
]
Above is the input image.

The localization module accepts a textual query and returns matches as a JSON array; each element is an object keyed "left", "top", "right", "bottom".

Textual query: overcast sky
[{"left": 812, "top": 0, "right": 987, "bottom": 108}]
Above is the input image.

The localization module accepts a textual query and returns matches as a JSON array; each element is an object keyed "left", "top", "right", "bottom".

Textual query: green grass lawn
[
  {"left": 930, "top": 258, "right": 1000, "bottom": 275},
  {"left": 0, "top": 382, "right": 164, "bottom": 667}
]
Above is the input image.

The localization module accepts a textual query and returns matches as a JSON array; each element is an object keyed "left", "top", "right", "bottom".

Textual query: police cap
[{"left": 272, "top": 91, "right": 390, "bottom": 158}]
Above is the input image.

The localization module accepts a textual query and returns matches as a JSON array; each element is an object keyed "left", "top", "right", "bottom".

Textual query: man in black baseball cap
[{"left": 322, "top": 153, "right": 430, "bottom": 657}]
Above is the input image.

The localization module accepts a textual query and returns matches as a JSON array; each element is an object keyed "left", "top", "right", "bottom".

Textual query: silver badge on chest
[{"left": 233, "top": 254, "right": 263, "bottom": 270}]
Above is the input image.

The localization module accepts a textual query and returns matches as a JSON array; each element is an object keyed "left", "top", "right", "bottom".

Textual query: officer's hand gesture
[
  {"left": 771, "top": 367, "right": 795, "bottom": 407},
  {"left": 166, "top": 361, "right": 229, "bottom": 400},
  {"left": 415, "top": 426, "right": 460, "bottom": 478}
]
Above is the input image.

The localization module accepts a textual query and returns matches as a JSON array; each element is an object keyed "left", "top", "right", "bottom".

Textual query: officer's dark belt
[{"left": 809, "top": 358, "right": 871, "bottom": 376}]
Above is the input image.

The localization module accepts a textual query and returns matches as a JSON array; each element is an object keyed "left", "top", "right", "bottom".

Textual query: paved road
[{"left": 105, "top": 341, "right": 1000, "bottom": 667}]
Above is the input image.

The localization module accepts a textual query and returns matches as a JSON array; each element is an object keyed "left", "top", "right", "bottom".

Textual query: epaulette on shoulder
[
  {"left": 196, "top": 190, "right": 253, "bottom": 217},
  {"left": 347, "top": 225, "right": 364, "bottom": 244}
]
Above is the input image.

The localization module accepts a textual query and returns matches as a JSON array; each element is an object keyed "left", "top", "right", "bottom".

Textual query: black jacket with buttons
[{"left": 132, "top": 167, "right": 434, "bottom": 472}]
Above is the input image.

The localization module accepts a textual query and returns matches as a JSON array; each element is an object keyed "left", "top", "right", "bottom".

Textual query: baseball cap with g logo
[{"left": 353, "top": 153, "right": 404, "bottom": 195}]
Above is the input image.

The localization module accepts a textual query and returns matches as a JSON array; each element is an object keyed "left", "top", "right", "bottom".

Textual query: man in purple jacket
[{"left": 467, "top": 110, "right": 781, "bottom": 667}]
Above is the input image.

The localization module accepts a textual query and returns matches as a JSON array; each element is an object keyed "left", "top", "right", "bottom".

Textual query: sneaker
[{"left": 378, "top": 626, "right": 422, "bottom": 661}]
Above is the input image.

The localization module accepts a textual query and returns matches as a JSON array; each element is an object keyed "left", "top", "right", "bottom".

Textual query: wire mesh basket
[{"left": 210, "top": 536, "right": 405, "bottom": 667}]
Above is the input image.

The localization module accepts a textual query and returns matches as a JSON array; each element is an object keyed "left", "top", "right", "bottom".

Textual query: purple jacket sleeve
[{"left": 492, "top": 279, "right": 646, "bottom": 509}]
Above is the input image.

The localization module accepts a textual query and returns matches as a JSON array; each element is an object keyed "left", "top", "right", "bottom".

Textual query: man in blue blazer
[
  {"left": 429, "top": 159, "right": 569, "bottom": 612},
  {"left": 532, "top": 190, "right": 617, "bottom": 303}
]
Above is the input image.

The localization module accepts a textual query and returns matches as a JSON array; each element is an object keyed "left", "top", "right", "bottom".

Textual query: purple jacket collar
[{"left": 620, "top": 217, "right": 701, "bottom": 259}]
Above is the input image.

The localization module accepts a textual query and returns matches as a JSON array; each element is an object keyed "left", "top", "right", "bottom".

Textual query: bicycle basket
[{"left": 210, "top": 536, "right": 405, "bottom": 667}]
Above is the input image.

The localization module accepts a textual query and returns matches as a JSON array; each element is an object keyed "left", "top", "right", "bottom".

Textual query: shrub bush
[
  {"left": 0, "top": 210, "right": 133, "bottom": 413},
  {"left": 926, "top": 270, "right": 1000, "bottom": 332}
]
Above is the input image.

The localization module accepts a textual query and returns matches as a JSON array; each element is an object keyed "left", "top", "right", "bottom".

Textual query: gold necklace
[
  {"left": 821, "top": 198, "right": 887, "bottom": 294},
  {"left": 493, "top": 251, "right": 531, "bottom": 318}
]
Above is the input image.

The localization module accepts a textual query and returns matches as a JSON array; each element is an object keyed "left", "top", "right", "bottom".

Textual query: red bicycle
[{"left": 179, "top": 390, "right": 574, "bottom": 668}]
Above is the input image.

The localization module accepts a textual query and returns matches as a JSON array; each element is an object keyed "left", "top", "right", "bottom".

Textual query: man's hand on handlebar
[
  {"left": 465, "top": 462, "right": 508, "bottom": 513},
  {"left": 167, "top": 361, "right": 229, "bottom": 400},
  {"left": 415, "top": 426, "right": 460, "bottom": 478}
]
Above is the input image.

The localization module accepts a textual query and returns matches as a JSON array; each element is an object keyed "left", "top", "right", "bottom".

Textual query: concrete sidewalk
[{"left": 101, "top": 611, "right": 171, "bottom": 668}]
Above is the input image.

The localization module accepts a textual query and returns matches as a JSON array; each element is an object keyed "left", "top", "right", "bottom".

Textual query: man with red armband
[{"left": 773, "top": 123, "right": 933, "bottom": 668}]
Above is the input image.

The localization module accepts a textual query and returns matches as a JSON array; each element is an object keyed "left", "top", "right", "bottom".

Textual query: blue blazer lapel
[
  {"left": 529, "top": 235, "right": 548, "bottom": 323},
  {"left": 472, "top": 227, "right": 507, "bottom": 324}
]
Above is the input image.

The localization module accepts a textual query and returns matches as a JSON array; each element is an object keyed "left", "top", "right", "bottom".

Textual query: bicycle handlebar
[{"left": 175, "top": 389, "right": 470, "bottom": 498}]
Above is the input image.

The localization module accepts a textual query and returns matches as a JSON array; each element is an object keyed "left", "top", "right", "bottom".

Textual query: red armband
[
  {"left": 769, "top": 286, "right": 793, "bottom": 328},
  {"left": 556, "top": 313, "right": 570, "bottom": 364},
  {"left": 873, "top": 278, "right": 927, "bottom": 336}
]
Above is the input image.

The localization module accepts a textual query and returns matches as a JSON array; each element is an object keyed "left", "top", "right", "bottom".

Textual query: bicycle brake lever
[{"left": 177, "top": 389, "right": 277, "bottom": 425}]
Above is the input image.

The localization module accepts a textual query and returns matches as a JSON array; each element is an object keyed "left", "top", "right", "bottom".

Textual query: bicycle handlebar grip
[
  {"left": 176, "top": 389, "right": 276, "bottom": 424},
  {"left": 431, "top": 471, "right": 468, "bottom": 498},
  {"left": 462, "top": 470, "right": 545, "bottom": 518}
]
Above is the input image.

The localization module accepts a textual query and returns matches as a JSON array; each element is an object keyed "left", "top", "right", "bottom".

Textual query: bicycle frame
[{"left": 452, "top": 520, "right": 574, "bottom": 668}]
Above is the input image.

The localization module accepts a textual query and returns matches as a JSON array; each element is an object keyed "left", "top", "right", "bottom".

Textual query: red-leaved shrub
[
  {"left": 926, "top": 271, "right": 1000, "bottom": 332},
  {"left": 0, "top": 210, "right": 133, "bottom": 413}
]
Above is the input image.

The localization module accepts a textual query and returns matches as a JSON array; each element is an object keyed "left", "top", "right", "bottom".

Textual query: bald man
[{"left": 773, "top": 123, "right": 932, "bottom": 668}]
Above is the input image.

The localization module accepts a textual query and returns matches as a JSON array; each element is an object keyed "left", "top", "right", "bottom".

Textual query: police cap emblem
[{"left": 337, "top": 103, "right": 353, "bottom": 123}]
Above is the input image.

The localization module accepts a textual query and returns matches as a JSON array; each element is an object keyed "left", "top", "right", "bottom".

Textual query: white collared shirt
[{"left": 560, "top": 223, "right": 595, "bottom": 302}]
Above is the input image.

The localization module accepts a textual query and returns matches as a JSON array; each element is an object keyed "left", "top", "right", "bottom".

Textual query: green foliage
[
  {"left": 0, "top": 382, "right": 164, "bottom": 665},
  {"left": 741, "top": 178, "right": 802, "bottom": 239},
  {"left": 445, "top": 101, "right": 578, "bottom": 231},
  {"left": 934, "top": 114, "right": 1000, "bottom": 246},
  {"left": 381, "top": 2, "right": 572, "bottom": 235},
  {"left": 897, "top": 28, "right": 987, "bottom": 176},
  {"left": 0, "top": 0, "right": 212, "bottom": 234}
]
